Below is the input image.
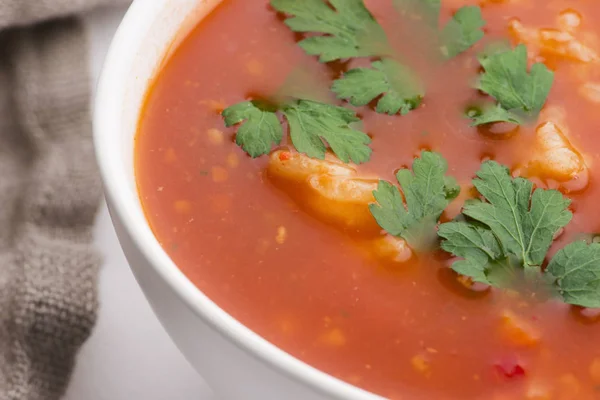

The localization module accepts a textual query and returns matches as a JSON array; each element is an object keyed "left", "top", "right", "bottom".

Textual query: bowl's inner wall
[{"left": 120, "top": 0, "right": 215, "bottom": 200}]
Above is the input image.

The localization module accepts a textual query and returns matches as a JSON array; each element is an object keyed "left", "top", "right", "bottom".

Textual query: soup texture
[{"left": 136, "top": 0, "right": 600, "bottom": 398}]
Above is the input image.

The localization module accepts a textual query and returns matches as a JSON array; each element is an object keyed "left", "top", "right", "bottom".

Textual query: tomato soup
[{"left": 136, "top": 0, "right": 600, "bottom": 398}]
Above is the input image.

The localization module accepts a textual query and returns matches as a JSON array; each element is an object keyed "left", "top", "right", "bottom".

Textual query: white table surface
[{"left": 63, "top": 6, "right": 217, "bottom": 400}]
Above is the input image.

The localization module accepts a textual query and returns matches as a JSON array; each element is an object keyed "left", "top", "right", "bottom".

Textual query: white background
[{"left": 63, "top": 5, "right": 218, "bottom": 400}]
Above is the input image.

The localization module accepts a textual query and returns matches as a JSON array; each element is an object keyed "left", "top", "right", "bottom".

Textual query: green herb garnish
[
  {"left": 284, "top": 100, "right": 372, "bottom": 163},
  {"left": 471, "top": 44, "right": 554, "bottom": 126},
  {"left": 438, "top": 219, "right": 505, "bottom": 284},
  {"left": 547, "top": 241, "right": 600, "bottom": 308},
  {"left": 439, "top": 6, "right": 486, "bottom": 59},
  {"left": 369, "top": 151, "right": 459, "bottom": 250},
  {"left": 330, "top": 2, "right": 484, "bottom": 115},
  {"left": 435, "top": 161, "right": 600, "bottom": 307},
  {"left": 332, "top": 59, "right": 424, "bottom": 115},
  {"left": 393, "top": 0, "right": 485, "bottom": 58},
  {"left": 270, "top": 0, "right": 390, "bottom": 62},
  {"left": 222, "top": 101, "right": 283, "bottom": 158},
  {"left": 223, "top": 99, "right": 371, "bottom": 163},
  {"left": 461, "top": 161, "right": 571, "bottom": 268},
  {"left": 272, "top": 0, "right": 427, "bottom": 116},
  {"left": 439, "top": 161, "right": 572, "bottom": 275},
  {"left": 273, "top": 0, "right": 487, "bottom": 119}
]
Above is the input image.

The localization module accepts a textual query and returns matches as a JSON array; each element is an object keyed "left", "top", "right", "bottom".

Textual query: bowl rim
[{"left": 93, "top": 1, "right": 383, "bottom": 399}]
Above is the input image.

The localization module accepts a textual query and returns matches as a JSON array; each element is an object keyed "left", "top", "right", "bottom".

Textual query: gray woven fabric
[
  {"left": 0, "top": 0, "right": 127, "bottom": 29},
  {"left": 0, "top": 1, "right": 128, "bottom": 399}
]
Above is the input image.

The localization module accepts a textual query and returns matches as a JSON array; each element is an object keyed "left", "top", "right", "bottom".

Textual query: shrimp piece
[
  {"left": 528, "top": 107, "right": 587, "bottom": 183},
  {"left": 533, "top": 122, "right": 584, "bottom": 181},
  {"left": 269, "top": 149, "right": 355, "bottom": 181},
  {"left": 509, "top": 19, "right": 599, "bottom": 63},
  {"left": 305, "top": 174, "right": 381, "bottom": 233},
  {"left": 369, "top": 235, "right": 412, "bottom": 263},
  {"left": 557, "top": 9, "right": 582, "bottom": 33},
  {"left": 267, "top": 150, "right": 411, "bottom": 261},
  {"left": 268, "top": 150, "right": 380, "bottom": 233}
]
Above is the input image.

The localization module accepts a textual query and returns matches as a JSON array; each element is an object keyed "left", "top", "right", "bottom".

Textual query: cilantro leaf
[
  {"left": 547, "top": 241, "right": 600, "bottom": 308},
  {"left": 472, "top": 44, "right": 554, "bottom": 125},
  {"left": 393, "top": 2, "right": 484, "bottom": 57},
  {"left": 332, "top": 59, "right": 424, "bottom": 115},
  {"left": 440, "top": 6, "right": 486, "bottom": 59},
  {"left": 470, "top": 103, "right": 522, "bottom": 126},
  {"left": 438, "top": 161, "right": 600, "bottom": 308},
  {"left": 223, "top": 99, "right": 372, "bottom": 163},
  {"left": 463, "top": 161, "right": 572, "bottom": 267},
  {"left": 438, "top": 220, "right": 503, "bottom": 284},
  {"left": 439, "top": 161, "right": 573, "bottom": 290},
  {"left": 222, "top": 101, "right": 283, "bottom": 157},
  {"left": 270, "top": 0, "right": 389, "bottom": 62},
  {"left": 282, "top": 100, "right": 372, "bottom": 164},
  {"left": 369, "top": 151, "right": 459, "bottom": 250},
  {"left": 439, "top": 224, "right": 533, "bottom": 289}
]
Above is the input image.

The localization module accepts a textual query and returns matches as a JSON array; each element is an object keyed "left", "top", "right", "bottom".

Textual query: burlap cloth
[{"left": 0, "top": 1, "right": 129, "bottom": 399}]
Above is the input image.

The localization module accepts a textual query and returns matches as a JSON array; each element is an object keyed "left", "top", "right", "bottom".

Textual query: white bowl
[{"left": 93, "top": 1, "right": 385, "bottom": 399}]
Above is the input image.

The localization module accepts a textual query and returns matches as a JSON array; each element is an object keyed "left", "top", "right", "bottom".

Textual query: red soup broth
[{"left": 136, "top": 0, "right": 600, "bottom": 398}]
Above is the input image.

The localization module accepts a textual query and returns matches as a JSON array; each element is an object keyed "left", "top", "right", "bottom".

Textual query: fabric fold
[{"left": 0, "top": 9, "right": 111, "bottom": 400}]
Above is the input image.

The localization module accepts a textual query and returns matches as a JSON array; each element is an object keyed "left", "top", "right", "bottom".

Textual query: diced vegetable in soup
[{"left": 136, "top": 0, "right": 600, "bottom": 398}]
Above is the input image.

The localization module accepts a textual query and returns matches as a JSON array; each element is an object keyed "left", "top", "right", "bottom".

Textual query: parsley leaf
[
  {"left": 282, "top": 100, "right": 372, "bottom": 164},
  {"left": 270, "top": 0, "right": 390, "bottom": 62},
  {"left": 470, "top": 103, "right": 522, "bottom": 126},
  {"left": 463, "top": 161, "right": 572, "bottom": 267},
  {"left": 393, "top": 1, "right": 485, "bottom": 58},
  {"left": 222, "top": 101, "right": 283, "bottom": 157},
  {"left": 471, "top": 44, "right": 554, "bottom": 126},
  {"left": 331, "top": 59, "right": 424, "bottom": 115},
  {"left": 369, "top": 151, "right": 459, "bottom": 250},
  {"left": 274, "top": 0, "right": 486, "bottom": 118},
  {"left": 222, "top": 99, "right": 372, "bottom": 163},
  {"left": 438, "top": 161, "right": 600, "bottom": 307},
  {"left": 438, "top": 220, "right": 503, "bottom": 284},
  {"left": 547, "top": 241, "right": 600, "bottom": 308},
  {"left": 440, "top": 6, "right": 486, "bottom": 59},
  {"left": 439, "top": 161, "right": 572, "bottom": 286},
  {"left": 330, "top": 4, "right": 483, "bottom": 116}
]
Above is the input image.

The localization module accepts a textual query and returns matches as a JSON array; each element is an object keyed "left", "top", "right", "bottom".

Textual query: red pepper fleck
[
  {"left": 494, "top": 359, "right": 526, "bottom": 379},
  {"left": 279, "top": 151, "right": 291, "bottom": 161}
]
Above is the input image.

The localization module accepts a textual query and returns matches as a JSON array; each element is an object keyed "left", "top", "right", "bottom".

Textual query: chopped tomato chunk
[{"left": 494, "top": 358, "right": 526, "bottom": 379}]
